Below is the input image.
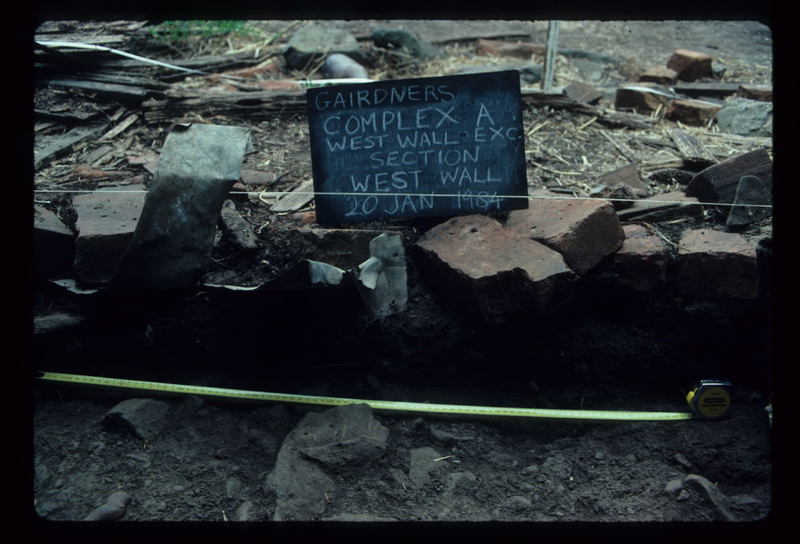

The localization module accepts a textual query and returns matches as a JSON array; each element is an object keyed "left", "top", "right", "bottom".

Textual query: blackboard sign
[{"left": 307, "top": 70, "right": 529, "bottom": 225}]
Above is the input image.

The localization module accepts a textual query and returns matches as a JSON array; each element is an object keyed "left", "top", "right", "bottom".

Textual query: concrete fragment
[
  {"left": 83, "top": 490, "right": 131, "bottom": 521},
  {"left": 667, "top": 49, "right": 713, "bottom": 81},
  {"left": 611, "top": 224, "right": 668, "bottom": 292},
  {"left": 103, "top": 398, "right": 171, "bottom": 441},
  {"left": 357, "top": 233, "right": 407, "bottom": 318},
  {"left": 72, "top": 185, "right": 146, "bottom": 285},
  {"left": 666, "top": 99, "right": 721, "bottom": 126},
  {"left": 220, "top": 199, "right": 258, "bottom": 250},
  {"left": 291, "top": 403, "right": 388, "bottom": 467},
  {"left": 415, "top": 214, "right": 576, "bottom": 323},
  {"left": 322, "top": 53, "right": 368, "bottom": 79},
  {"left": 685, "top": 148, "right": 772, "bottom": 204},
  {"left": 408, "top": 447, "right": 446, "bottom": 488},
  {"left": 683, "top": 474, "right": 736, "bottom": 521},
  {"left": 505, "top": 198, "right": 625, "bottom": 275},
  {"left": 675, "top": 228, "right": 759, "bottom": 300},
  {"left": 726, "top": 175, "right": 773, "bottom": 228},
  {"left": 285, "top": 26, "right": 362, "bottom": 71},
  {"left": 34, "top": 205, "right": 74, "bottom": 279},
  {"left": 716, "top": 97, "right": 773, "bottom": 137}
]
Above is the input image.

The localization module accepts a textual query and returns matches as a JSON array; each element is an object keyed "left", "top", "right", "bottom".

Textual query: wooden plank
[
  {"left": 39, "top": 78, "right": 163, "bottom": 102},
  {"left": 142, "top": 88, "right": 307, "bottom": 122},
  {"left": 667, "top": 129, "right": 717, "bottom": 167},
  {"left": 672, "top": 82, "right": 741, "bottom": 98},
  {"left": 34, "top": 122, "right": 109, "bottom": 169},
  {"left": 270, "top": 179, "right": 315, "bottom": 213}
]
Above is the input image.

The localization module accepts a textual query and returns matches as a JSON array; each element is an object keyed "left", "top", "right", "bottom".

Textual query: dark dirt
[{"left": 31, "top": 20, "right": 775, "bottom": 530}]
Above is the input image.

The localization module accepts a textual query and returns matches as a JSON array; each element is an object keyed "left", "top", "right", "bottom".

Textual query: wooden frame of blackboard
[{"left": 306, "top": 70, "right": 529, "bottom": 226}]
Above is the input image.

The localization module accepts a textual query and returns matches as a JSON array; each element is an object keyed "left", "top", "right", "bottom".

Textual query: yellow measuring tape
[{"left": 36, "top": 371, "right": 696, "bottom": 422}]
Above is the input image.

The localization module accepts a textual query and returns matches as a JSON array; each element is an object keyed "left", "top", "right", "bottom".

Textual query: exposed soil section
[{"left": 32, "top": 20, "right": 774, "bottom": 527}]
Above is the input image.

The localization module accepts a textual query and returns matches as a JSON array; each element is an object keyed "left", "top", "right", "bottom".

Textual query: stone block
[
  {"left": 505, "top": 198, "right": 625, "bottom": 275},
  {"left": 674, "top": 228, "right": 758, "bottom": 300},
  {"left": 666, "top": 99, "right": 721, "bottom": 126},
  {"left": 716, "top": 97, "right": 772, "bottom": 137},
  {"left": 72, "top": 185, "right": 146, "bottom": 285},
  {"left": 726, "top": 175, "right": 773, "bottom": 228},
  {"left": 284, "top": 25, "right": 363, "bottom": 70},
  {"left": 34, "top": 205, "right": 74, "bottom": 279},
  {"left": 667, "top": 49, "right": 714, "bottom": 81},
  {"left": 611, "top": 224, "right": 669, "bottom": 292},
  {"left": 415, "top": 214, "right": 576, "bottom": 323}
]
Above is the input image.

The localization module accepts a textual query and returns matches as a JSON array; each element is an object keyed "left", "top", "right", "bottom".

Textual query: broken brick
[
  {"left": 617, "top": 191, "right": 702, "bottom": 223},
  {"left": 674, "top": 228, "right": 758, "bottom": 300},
  {"left": 415, "top": 214, "right": 576, "bottom": 323},
  {"left": 667, "top": 49, "right": 714, "bottom": 82},
  {"left": 565, "top": 81, "right": 604, "bottom": 104},
  {"left": 666, "top": 98, "right": 721, "bottom": 126},
  {"left": 505, "top": 197, "right": 625, "bottom": 276},
  {"left": 614, "top": 82, "right": 671, "bottom": 113},
  {"left": 737, "top": 85, "right": 772, "bottom": 102},
  {"left": 611, "top": 224, "right": 669, "bottom": 292},
  {"left": 72, "top": 185, "right": 147, "bottom": 285}
]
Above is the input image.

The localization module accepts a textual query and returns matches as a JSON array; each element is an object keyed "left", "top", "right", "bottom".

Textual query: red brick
[
  {"left": 639, "top": 66, "right": 677, "bottom": 84},
  {"left": 667, "top": 49, "right": 713, "bottom": 82},
  {"left": 737, "top": 85, "right": 772, "bottom": 102},
  {"left": 666, "top": 98, "right": 721, "bottom": 126},
  {"left": 612, "top": 224, "right": 668, "bottom": 292},
  {"left": 72, "top": 185, "right": 147, "bottom": 285},
  {"left": 674, "top": 228, "right": 758, "bottom": 299},
  {"left": 505, "top": 197, "right": 625, "bottom": 275},
  {"left": 416, "top": 214, "right": 576, "bottom": 322},
  {"left": 615, "top": 82, "right": 671, "bottom": 113}
]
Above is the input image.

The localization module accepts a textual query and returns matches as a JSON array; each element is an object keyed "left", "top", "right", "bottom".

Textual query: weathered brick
[
  {"left": 674, "top": 228, "right": 758, "bottom": 299},
  {"left": 737, "top": 85, "right": 772, "bottom": 102},
  {"left": 615, "top": 82, "right": 671, "bottom": 113},
  {"left": 666, "top": 98, "right": 721, "bottom": 126},
  {"left": 415, "top": 214, "right": 576, "bottom": 323},
  {"left": 639, "top": 66, "right": 677, "bottom": 84},
  {"left": 612, "top": 224, "right": 669, "bottom": 292},
  {"left": 72, "top": 185, "right": 146, "bottom": 285},
  {"left": 667, "top": 49, "right": 714, "bottom": 81},
  {"left": 505, "top": 198, "right": 625, "bottom": 275},
  {"left": 34, "top": 205, "right": 74, "bottom": 279}
]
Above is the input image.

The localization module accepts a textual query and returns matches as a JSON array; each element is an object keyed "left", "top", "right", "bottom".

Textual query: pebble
[
  {"left": 664, "top": 477, "right": 684, "bottom": 495},
  {"left": 504, "top": 495, "right": 532, "bottom": 512},
  {"left": 673, "top": 453, "right": 692, "bottom": 469},
  {"left": 83, "top": 490, "right": 131, "bottom": 521}
]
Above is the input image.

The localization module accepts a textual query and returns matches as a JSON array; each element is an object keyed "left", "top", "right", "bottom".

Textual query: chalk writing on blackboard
[{"left": 306, "top": 70, "right": 529, "bottom": 225}]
